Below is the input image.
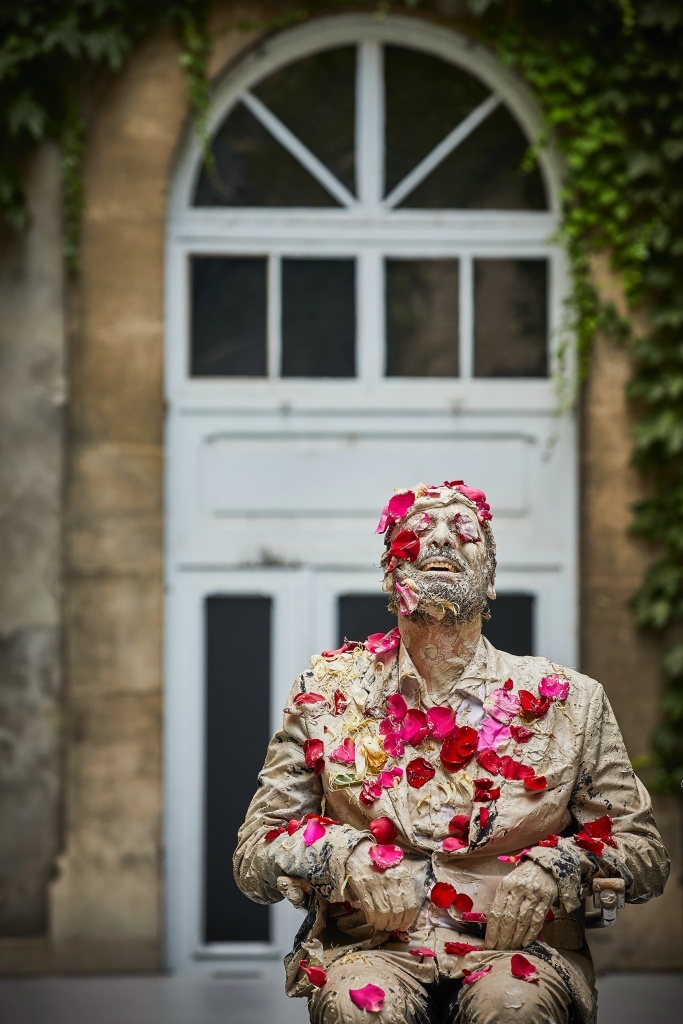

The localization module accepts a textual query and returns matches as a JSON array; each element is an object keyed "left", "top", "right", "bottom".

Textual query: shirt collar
[{"left": 398, "top": 634, "right": 500, "bottom": 704}]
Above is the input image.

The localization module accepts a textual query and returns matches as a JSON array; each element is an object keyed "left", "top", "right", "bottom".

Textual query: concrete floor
[{"left": 0, "top": 973, "right": 682, "bottom": 1024}]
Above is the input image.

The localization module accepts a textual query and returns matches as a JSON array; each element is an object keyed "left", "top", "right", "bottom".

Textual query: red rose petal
[
  {"left": 538, "top": 833, "right": 560, "bottom": 847},
  {"left": 444, "top": 941, "right": 480, "bottom": 956},
  {"left": 524, "top": 775, "right": 547, "bottom": 791},
  {"left": 430, "top": 882, "right": 457, "bottom": 908},
  {"left": 293, "top": 692, "right": 328, "bottom": 707},
  {"left": 389, "top": 529, "right": 421, "bottom": 562},
  {"left": 370, "top": 816, "right": 397, "bottom": 844},
  {"left": 479, "top": 807, "right": 490, "bottom": 828},
  {"left": 264, "top": 826, "right": 286, "bottom": 842},
  {"left": 510, "top": 725, "right": 535, "bottom": 743},
  {"left": 510, "top": 953, "right": 540, "bottom": 984},
  {"left": 406, "top": 757, "right": 436, "bottom": 788},
  {"left": 462, "top": 911, "right": 487, "bottom": 923},
  {"left": 300, "top": 960, "right": 327, "bottom": 987},
  {"left": 453, "top": 892, "right": 474, "bottom": 913},
  {"left": 427, "top": 706, "right": 456, "bottom": 739},
  {"left": 574, "top": 832, "right": 605, "bottom": 856},
  {"left": 303, "top": 739, "right": 325, "bottom": 772},
  {"left": 477, "top": 749, "right": 503, "bottom": 774},
  {"left": 410, "top": 947, "right": 437, "bottom": 958},
  {"left": 519, "top": 690, "right": 551, "bottom": 719},
  {"left": 449, "top": 814, "right": 471, "bottom": 840},
  {"left": 333, "top": 689, "right": 348, "bottom": 715}
]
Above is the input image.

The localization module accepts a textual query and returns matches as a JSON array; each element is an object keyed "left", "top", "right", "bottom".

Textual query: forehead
[{"left": 405, "top": 495, "right": 478, "bottom": 523}]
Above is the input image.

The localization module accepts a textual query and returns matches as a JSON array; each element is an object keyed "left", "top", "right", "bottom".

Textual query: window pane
[
  {"left": 281, "top": 259, "right": 356, "bottom": 377},
  {"left": 482, "top": 593, "right": 534, "bottom": 656},
  {"left": 254, "top": 47, "right": 356, "bottom": 194},
  {"left": 204, "top": 596, "right": 271, "bottom": 943},
  {"left": 398, "top": 106, "right": 547, "bottom": 210},
  {"left": 386, "top": 260, "right": 459, "bottom": 377},
  {"left": 474, "top": 259, "right": 548, "bottom": 378},
  {"left": 338, "top": 595, "right": 394, "bottom": 647},
  {"left": 385, "top": 46, "right": 489, "bottom": 195},
  {"left": 191, "top": 256, "right": 266, "bottom": 376},
  {"left": 193, "top": 102, "right": 339, "bottom": 207}
]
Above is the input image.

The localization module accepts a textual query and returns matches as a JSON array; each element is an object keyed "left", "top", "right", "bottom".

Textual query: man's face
[{"left": 387, "top": 500, "right": 493, "bottom": 624}]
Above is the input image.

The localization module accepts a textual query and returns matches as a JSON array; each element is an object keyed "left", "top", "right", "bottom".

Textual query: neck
[{"left": 398, "top": 614, "right": 482, "bottom": 699}]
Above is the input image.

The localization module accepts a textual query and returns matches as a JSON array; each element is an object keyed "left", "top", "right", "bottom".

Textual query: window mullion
[
  {"left": 356, "top": 42, "right": 384, "bottom": 207},
  {"left": 459, "top": 255, "right": 474, "bottom": 379},
  {"left": 357, "top": 249, "right": 383, "bottom": 383},
  {"left": 267, "top": 253, "right": 282, "bottom": 378}
]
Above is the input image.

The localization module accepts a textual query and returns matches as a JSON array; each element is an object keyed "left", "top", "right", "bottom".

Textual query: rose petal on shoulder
[{"left": 510, "top": 953, "right": 540, "bottom": 983}]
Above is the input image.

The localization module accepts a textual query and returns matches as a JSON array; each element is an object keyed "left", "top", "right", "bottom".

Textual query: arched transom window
[{"left": 169, "top": 17, "right": 562, "bottom": 395}]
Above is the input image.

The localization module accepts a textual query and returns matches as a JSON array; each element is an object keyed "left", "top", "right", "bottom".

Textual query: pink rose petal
[
  {"left": 497, "top": 847, "right": 532, "bottom": 864},
  {"left": 442, "top": 836, "right": 467, "bottom": 852},
  {"left": 462, "top": 965, "right": 492, "bottom": 984},
  {"left": 462, "top": 911, "right": 487, "bottom": 923},
  {"left": 396, "top": 581, "right": 419, "bottom": 616},
  {"left": 329, "top": 738, "right": 356, "bottom": 765},
  {"left": 379, "top": 766, "right": 404, "bottom": 788},
  {"left": 382, "top": 731, "right": 405, "bottom": 758},
  {"left": 303, "top": 818, "right": 327, "bottom": 846},
  {"left": 359, "top": 778, "right": 383, "bottom": 805},
  {"left": 369, "top": 844, "right": 404, "bottom": 871},
  {"left": 386, "top": 694, "right": 408, "bottom": 722},
  {"left": 427, "top": 706, "right": 456, "bottom": 739},
  {"left": 365, "top": 628, "right": 401, "bottom": 655},
  {"left": 484, "top": 688, "right": 521, "bottom": 724},
  {"left": 539, "top": 675, "right": 570, "bottom": 701},
  {"left": 404, "top": 708, "right": 429, "bottom": 746},
  {"left": 375, "top": 491, "right": 416, "bottom": 534},
  {"left": 410, "top": 947, "right": 437, "bottom": 957},
  {"left": 349, "top": 984, "right": 386, "bottom": 1012},
  {"left": 292, "top": 692, "right": 329, "bottom": 707},
  {"left": 479, "top": 715, "right": 511, "bottom": 749}
]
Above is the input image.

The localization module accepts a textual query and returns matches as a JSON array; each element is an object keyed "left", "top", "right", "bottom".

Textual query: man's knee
[
  {"left": 308, "top": 956, "right": 431, "bottom": 1024},
  {"left": 455, "top": 960, "right": 570, "bottom": 1024}
]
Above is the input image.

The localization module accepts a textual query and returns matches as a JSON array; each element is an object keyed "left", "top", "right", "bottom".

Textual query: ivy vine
[{"left": 1, "top": 0, "right": 681, "bottom": 790}]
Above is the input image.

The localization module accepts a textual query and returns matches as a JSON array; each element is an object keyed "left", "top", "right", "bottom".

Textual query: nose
[{"left": 431, "top": 518, "right": 453, "bottom": 547}]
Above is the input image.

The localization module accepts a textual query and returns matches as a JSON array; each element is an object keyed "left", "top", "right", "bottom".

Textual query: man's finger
[
  {"left": 497, "top": 894, "right": 532, "bottom": 949},
  {"left": 521, "top": 902, "right": 548, "bottom": 948},
  {"left": 507, "top": 897, "right": 537, "bottom": 949}
]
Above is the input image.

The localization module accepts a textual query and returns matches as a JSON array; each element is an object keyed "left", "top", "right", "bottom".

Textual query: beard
[{"left": 388, "top": 546, "right": 490, "bottom": 626}]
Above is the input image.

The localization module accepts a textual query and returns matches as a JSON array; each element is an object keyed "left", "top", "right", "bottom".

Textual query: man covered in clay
[{"left": 234, "top": 481, "right": 669, "bottom": 1024}]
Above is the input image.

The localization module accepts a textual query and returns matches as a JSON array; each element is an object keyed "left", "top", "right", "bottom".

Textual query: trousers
[{"left": 308, "top": 949, "right": 572, "bottom": 1024}]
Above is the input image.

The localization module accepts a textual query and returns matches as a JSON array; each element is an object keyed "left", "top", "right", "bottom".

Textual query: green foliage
[{"left": 1, "top": 0, "right": 682, "bottom": 788}]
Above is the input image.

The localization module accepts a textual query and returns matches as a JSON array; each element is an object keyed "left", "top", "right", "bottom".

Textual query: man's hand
[
  {"left": 485, "top": 860, "right": 558, "bottom": 950},
  {"left": 345, "top": 840, "right": 425, "bottom": 934}
]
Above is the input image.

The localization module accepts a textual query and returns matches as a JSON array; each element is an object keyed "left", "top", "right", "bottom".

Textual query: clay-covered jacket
[{"left": 234, "top": 634, "right": 669, "bottom": 1023}]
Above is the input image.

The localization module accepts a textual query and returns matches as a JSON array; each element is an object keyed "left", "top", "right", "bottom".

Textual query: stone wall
[{"left": 0, "top": 145, "right": 65, "bottom": 938}]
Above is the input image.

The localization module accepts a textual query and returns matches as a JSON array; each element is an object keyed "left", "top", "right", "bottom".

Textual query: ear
[{"left": 486, "top": 582, "right": 496, "bottom": 600}]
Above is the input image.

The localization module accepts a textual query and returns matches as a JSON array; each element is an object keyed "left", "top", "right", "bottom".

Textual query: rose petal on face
[
  {"left": 454, "top": 512, "right": 482, "bottom": 545},
  {"left": 404, "top": 709, "right": 429, "bottom": 746},
  {"left": 386, "top": 694, "right": 408, "bottom": 722},
  {"left": 299, "top": 960, "right": 327, "bottom": 988},
  {"left": 303, "top": 818, "right": 327, "bottom": 846},
  {"left": 510, "top": 953, "right": 540, "bottom": 984},
  {"left": 478, "top": 716, "right": 511, "bottom": 750},
  {"left": 442, "top": 836, "right": 468, "bottom": 852},
  {"left": 462, "top": 965, "right": 492, "bottom": 984},
  {"left": 396, "top": 581, "right": 420, "bottom": 616},
  {"left": 476, "top": 749, "right": 503, "bottom": 774},
  {"left": 375, "top": 491, "right": 416, "bottom": 534},
  {"left": 406, "top": 757, "right": 436, "bottom": 788},
  {"left": 538, "top": 833, "right": 560, "bottom": 847},
  {"left": 264, "top": 826, "right": 286, "bottom": 842},
  {"left": 330, "top": 738, "right": 356, "bottom": 765},
  {"left": 462, "top": 911, "right": 487, "bottom": 924},
  {"left": 510, "top": 724, "right": 535, "bottom": 743},
  {"left": 389, "top": 529, "right": 421, "bottom": 563},
  {"left": 349, "top": 984, "right": 386, "bottom": 1013},
  {"left": 333, "top": 689, "right": 348, "bottom": 715},
  {"left": 365, "top": 628, "right": 401, "bottom": 655},
  {"left": 379, "top": 766, "right": 404, "bottom": 788},
  {"left": 370, "top": 816, "right": 398, "bottom": 844},
  {"left": 410, "top": 947, "right": 437, "bottom": 958},
  {"left": 430, "top": 882, "right": 457, "bottom": 908},
  {"left": 524, "top": 775, "right": 547, "bottom": 791},
  {"left": 369, "top": 844, "right": 404, "bottom": 871},
  {"left": 538, "top": 674, "right": 570, "bottom": 701},
  {"left": 427, "top": 706, "right": 456, "bottom": 739},
  {"left": 444, "top": 941, "right": 480, "bottom": 956}
]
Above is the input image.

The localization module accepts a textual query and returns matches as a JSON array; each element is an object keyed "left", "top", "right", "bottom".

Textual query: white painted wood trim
[
  {"left": 242, "top": 90, "right": 357, "bottom": 208},
  {"left": 383, "top": 95, "right": 501, "bottom": 209},
  {"left": 356, "top": 41, "right": 384, "bottom": 207},
  {"left": 459, "top": 254, "right": 474, "bottom": 379}
]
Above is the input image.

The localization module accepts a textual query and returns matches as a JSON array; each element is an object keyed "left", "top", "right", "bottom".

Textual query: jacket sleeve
[
  {"left": 233, "top": 673, "right": 369, "bottom": 906},
  {"left": 524, "top": 681, "right": 670, "bottom": 912}
]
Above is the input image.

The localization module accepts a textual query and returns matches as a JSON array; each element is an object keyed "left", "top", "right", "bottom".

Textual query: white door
[{"left": 164, "top": 14, "right": 575, "bottom": 980}]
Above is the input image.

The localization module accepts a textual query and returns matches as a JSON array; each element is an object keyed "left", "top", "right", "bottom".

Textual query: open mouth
[{"left": 418, "top": 560, "right": 461, "bottom": 574}]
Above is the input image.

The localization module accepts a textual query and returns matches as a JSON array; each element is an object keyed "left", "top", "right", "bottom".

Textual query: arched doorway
[{"left": 164, "top": 14, "right": 574, "bottom": 982}]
